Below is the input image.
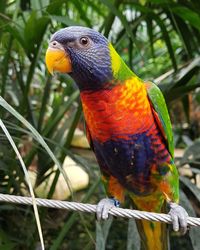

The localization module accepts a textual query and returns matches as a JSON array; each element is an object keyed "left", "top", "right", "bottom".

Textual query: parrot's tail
[
  {"left": 135, "top": 219, "right": 168, "bottom": 250},
  {"left": 131, "top": 195, "right": 169, "bottom": 250}
]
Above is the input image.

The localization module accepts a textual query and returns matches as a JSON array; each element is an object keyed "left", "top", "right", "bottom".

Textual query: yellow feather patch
[
  {"left": 109, "top": 43, "right": 121, "bottom": 77},
  {"left": 131, "top": 194, "right": 168, "bottom": 250}
]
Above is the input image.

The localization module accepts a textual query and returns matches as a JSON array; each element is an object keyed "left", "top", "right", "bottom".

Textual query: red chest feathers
[{"left": 80, "top": 78, "right": 155, "bottom": 142}]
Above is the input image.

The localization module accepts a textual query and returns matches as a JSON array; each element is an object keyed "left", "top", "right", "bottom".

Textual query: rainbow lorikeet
[{"left": 45, "top": 26, "right": 188, "bottom": 250}]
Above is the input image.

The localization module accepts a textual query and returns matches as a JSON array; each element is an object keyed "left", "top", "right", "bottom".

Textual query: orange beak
[{"left": 45, "top": 42, "right": 72, "bottom": 75}]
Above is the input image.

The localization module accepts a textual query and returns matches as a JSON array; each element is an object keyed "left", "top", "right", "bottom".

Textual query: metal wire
[{"left": 0, "top": 193, "right": 200, "bottom": 227}]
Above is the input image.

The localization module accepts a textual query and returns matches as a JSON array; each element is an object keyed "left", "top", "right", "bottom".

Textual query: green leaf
[
  {"left": 37, "top": 76, "right": 52, "bottom": 132},
  {"left": 24, "top": 11, "right": 49, "bottom": 55},
  {"left": 6, "top": 25, "right": 27, "bottom": 54},
  {"left": 101, "top": 0, "right": 122, "bottom": 37},
  {"left": 100, "top": 0, "right": 134, "bottom": 41},
  {"left": 46, "top": 0, "right": 65, "bottom": 15},
  {"left": 50, "top": 15, "right": 82, "bottom": 26},
  {"left": 0, "top": 229, "right": 16, "bottom": 250},
  {"left": 146, "top": 16, "right": 155, "bottom": 58},
  {"left": 182, "top": 95, "right": 190, "bottom": 122},
  {"left": 0, "top": 119, "right": 45, "bottom": 250},
  {"left": 153, "top": 15, "right": 177, "bottom": 70},
  {"left": 171, "top": 7, "right": 200, "bottom": 31},
  {"left": 139, "top": 0, "right": 147, "bottom": 5},
  {"left": 167, "top": 12, "right": 194, "bottom": 58},
  {"left": 43, "top": 90, "right": 79, "bottom": 136},
  {"left": 126, "top": 219, "right": 140, "bottom": 250},
  {"left": 180, "top": 139, "right": 200, "bottom": 165},
  {"left": 157, "top": 57, "right": 200, "bottom": 95},
  {"left": 0, "top": 96, "right": 73, "bottom": 197},
  {"left": 96, "top": 218, "right": 113, "bottom": 250},
  {"left": 71, "top": 0, "right": 92, "bottom": 27},
  {"left": 180, "top": 176, "right": 200, "bottom": 203},
  {"left": 165, "top": 82, "right": 200, "bottom": 102}
]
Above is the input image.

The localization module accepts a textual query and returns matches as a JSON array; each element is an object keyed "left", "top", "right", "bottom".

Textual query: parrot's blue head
[{"left": 46, "top": 26, "right": 115, "bottom": 91}]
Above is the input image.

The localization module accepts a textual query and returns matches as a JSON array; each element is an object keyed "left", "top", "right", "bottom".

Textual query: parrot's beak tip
[{"left": 47, "top": 68, "right": 54, "bottom": 76}]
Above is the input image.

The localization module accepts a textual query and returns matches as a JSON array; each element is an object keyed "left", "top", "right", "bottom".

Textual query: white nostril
[{"left": 50, "top": 41, "right": 64, "bottom": 51}]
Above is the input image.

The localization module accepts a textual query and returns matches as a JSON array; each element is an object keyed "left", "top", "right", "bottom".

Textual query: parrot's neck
[
  {"left": 72, "top": 44, "right": 139, "bottom": 92},
  {"left": 109, "top": 43, "right": 138, "bottom": 83}
]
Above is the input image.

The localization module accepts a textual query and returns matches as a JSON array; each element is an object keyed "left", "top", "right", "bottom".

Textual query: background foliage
[{"left": 0, "top": 0, "right": 200, "bottom": 249}]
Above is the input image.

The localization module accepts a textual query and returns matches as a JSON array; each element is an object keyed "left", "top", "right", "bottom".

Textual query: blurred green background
[{"left": 0, "top": 0, "right": 200, "bottom": 249}]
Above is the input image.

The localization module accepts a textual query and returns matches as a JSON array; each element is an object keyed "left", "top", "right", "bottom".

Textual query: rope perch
[{"left": 0, "top": 193, "right": 200, "bottom": 227}]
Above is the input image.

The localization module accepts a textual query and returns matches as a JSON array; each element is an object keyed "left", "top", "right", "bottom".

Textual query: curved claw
[
  {"left": 96, "top": 198, "right": 119, "bottom": 221},
  {"left": 168, "top": 202, "right": 188, "bottom": 235}
]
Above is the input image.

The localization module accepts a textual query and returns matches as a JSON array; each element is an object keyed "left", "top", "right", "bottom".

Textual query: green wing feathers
[{"left": 146, "top": 82, "right": 174, "bottom": 158}]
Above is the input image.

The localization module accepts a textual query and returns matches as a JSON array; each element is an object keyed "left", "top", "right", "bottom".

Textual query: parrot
[{"left": 45, "top": 26, "right": 188, "bottom": 250}]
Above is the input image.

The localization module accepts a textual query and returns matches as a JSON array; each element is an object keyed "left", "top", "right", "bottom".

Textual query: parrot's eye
[{"left": 79, "top": 37, "right": 89, "bottom": 46}]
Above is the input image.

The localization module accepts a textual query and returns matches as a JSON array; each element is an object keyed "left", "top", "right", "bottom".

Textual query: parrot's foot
[
  {"left": 168, "top": 202, "right": 188, "bottom": 235},
  {"left": 96, "top": 198, "right": 120, "bottom": 221}
]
